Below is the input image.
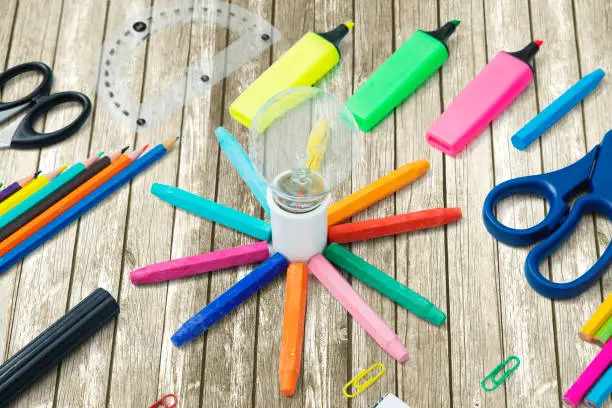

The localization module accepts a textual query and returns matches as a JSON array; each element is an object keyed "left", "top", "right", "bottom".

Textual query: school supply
[
  {"left": 230, "top": 22, "right": 353, "bottom": 127},
  {"left": 0, "top": 156, "right": 98, "bottom": 230},
  {"left": 279, "top": 263, "right": 309, "bottom": 397},
  {"left": 0, "top": 288, "right": 119, "bottom": 406},
  {"left": 0, "top": 62, "right": 91, "bottom": 149},
  {"left": 427, "top": 40, "right": 542, "bottom": 156},
  {"left": 346, "top": 20, "right": 459, "bottom": 132},
  {"left": 215, "top": 127, "right": 270, "bottom": 216},
  {"left": 99, "top": 0, "right": 281, "bottom": 131},
  {"left": 0, "top": 167, "right": 66, "bottom": 216},
  {"left": 307, "top": 254, "right": 408, "bottom": 362},
  {"left": 328, "top": 159, "right": 430, "bottom": 226},
  {"left": 305, "top": 118, "right": 330, "bottom": 171},
  {"left": 371, "top": 394, "right": 410, "bottom": 408},
  {"left": 0, "top": 147, "right": 133, "bottom": 258},
  {"left": 581, "top": 294, "right": 612, "bottom": 342},
  {"left": 511, "top": 69, "right": 605, "bottom": 151},
  {"left": 0, "top": 151, "right": 116, "bottom": 242},
  {"left": 148, "top": 394, "right": 178, "bottom": 408},
  {"left": 151, "top": 183, "right": 272, "bottom": 241},
  {"left": 595, "top": 316, "right": 612, "bottom": 346},
  {"left": 483, "top": 131, "right": 612, "bottom": 298},
  {"left": 0, "top": 173, "right": 37, "bottom": 203},
  {"left": 327, "top": 207, "right": 461, "bottom": 243},
  {"left": 0, "top": 139, "right": 175, "bottom": 274},
  {"left": 172, "top": 252, "right": 288, "bottom": 347},
  {"left": 563, "top": 339, "right": 612, "bottom": 407},
  {"left": 343, "top": 363, "right": 386, "bottom": 398},
  {"left": 585, "top": 366, "right": 612, "bottom": 408},
  {"left": 130, "top": 241, "right": 271, "bottom": 284},
  {"left": 323, "top": 243, "right": 446, "bottom": 326},
  {"left": 480, "top": 356, "right": 520, "bottom": 392}
]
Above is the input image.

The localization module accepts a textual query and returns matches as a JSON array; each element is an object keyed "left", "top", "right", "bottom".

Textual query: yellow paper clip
[
  {"left": 306, "top": 118, "right": 330, "bottom": 171},
  {"left": 342, "top": 363, "right": 386, "bottom": 398}
]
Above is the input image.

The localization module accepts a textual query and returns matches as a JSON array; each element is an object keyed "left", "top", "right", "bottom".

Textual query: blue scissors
[
  {"left": 483, "top": 130, "right": 612, "bottom": 299},
  {"left": 0, "top": 62, "right": 91, "bottom": 149}
]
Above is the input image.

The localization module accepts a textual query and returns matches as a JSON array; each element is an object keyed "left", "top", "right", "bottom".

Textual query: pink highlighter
[{"left": 427, "top": 40, "right": 543, "bottom": 156}]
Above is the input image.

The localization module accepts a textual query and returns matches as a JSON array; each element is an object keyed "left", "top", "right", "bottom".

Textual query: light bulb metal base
[{"left": 268, "top": 189, "right": 329, "bottom": 262}]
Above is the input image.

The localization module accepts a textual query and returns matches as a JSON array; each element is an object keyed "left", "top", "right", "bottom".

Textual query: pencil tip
[{"left": 121, "top": 146, "right": 130, "bottom": 154}]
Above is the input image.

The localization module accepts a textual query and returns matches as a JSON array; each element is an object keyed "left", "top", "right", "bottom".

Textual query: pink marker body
[
  {"left": 562, "top": 338, "right": 612, "bottom": 407},
  {"left": 427, "top": 41, "right": 542, "bottom": 156},
  {"left": 307, "top": 254, "right": 409, "bottom": 362},
  {"left": 130, "top": 241, "right": 271, "bottom": 284}
]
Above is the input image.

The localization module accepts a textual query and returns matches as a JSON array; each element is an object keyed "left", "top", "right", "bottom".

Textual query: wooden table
[{"left": 0, "top": 0, "right": 610, "bottom": 407}]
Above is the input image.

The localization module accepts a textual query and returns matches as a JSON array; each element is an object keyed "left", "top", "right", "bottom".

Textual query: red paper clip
[{"left": 148, "top": 394, "right": 178, "bottom": 408}]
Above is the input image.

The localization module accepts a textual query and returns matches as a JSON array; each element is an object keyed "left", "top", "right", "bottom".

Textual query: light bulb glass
[{"left": 249, "top": 87, "right": 358, "bottom": 213}]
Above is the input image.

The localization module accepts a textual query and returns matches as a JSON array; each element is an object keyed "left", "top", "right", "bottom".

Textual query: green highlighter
[
  {"left": 346, "top": 20, "right": 460, "bottom": 132},
  {"left": 323, "top": 243, "right": 446, "bottom": 326}
]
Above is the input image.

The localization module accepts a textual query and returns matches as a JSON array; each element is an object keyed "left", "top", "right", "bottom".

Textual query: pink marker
[
  {"left": 427, "top": 40, "right": 543, "bottom": 156},
  {"left": 130, "top": 241, "right": 271, "bottom": 285},
  {"left": 307, "top": 254, "right": 408, "bottom": 362},
  {"left": 563, "top": 338, "right": 612, "bottom": 407}
]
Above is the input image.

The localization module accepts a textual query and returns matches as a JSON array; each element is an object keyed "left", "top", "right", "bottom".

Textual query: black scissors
[{"left": 0, "top": 62, "right": 91, "bottom": 149}]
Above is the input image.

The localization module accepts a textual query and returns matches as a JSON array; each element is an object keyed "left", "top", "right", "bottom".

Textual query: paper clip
[
  {"left": 343, "top": 363, "right": 386, "bottom": 398},
  {"left": 148, "top": 394, "right": 178, "bottom": 408},
  {"left": 480, "top": 356, "right": 520, "bottom": 392}
]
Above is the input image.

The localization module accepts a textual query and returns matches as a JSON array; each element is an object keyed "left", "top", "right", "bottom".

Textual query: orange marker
[
  {"left": 327, "top": 159, "right": 430, "bottom": 226},
  {"left": 328, "top": 208, "right": 462, "bottom": 243},
  {"left": 279, "top": 263, "right": 309, "bottom": 397},
  {"left": 0, "top": 146, "right": 146, "bottom": 256}
]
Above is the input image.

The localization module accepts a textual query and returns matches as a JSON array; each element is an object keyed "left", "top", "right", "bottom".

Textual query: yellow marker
[
  {"left": 230, "top": 22, "right": 354, "bottom": 128},
  {"left": 342, "top": 363, "right": 386, "bottom": 398},
  {"left": 580, "top": 293, "right": 612, "bottom": 342},
  {"left": 306, "top": 118, "right": 330, "bottom": 171},
  {"left": 0, "top": 166, "right": 66, "bottom": 216},
  {"left": 328, "top": 159, "right": 430, "bottom": 226}
]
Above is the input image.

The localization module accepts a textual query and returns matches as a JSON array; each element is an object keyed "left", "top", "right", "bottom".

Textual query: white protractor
[{"left": 98, "top": 0, "right": 281, "bottom": 131}]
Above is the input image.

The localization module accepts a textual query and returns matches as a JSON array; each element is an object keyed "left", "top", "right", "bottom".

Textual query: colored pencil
[
  {"left": 327, "top": 207, "right": 462, "bottom": 243},
  {"left": 130, "top": 241, "right": 271, "bottom": 285},
  {"left": 585, "top": 366, "right": 612, "bottom": 408},
  {"left": 0, "top": 153, "right": 115, "bottom": 242},
  {"left": 0, "top": 156, "right": 99, "bottom": 230},
  {"left": 0, "top": 174, "right": 37, "bottom": 203},
  {"left": 594, "top": 316, "right": 612, "bottom": 346},
  {"left": 0, "top": 139, "right": 175, "bottom": 273},
  {"left": 307, "top": 254, "right": 408, "bottom": 361},
  {"left": 327, "top": 159, "right": 430, "bottom": 226},
  {"left": 580, "top": 293, "right": 612, "bottom": 342},
  {"left": 0, "top": 167, "right": 66, "bottom": 216},
  {"left": 0, "top": 147, "right": 143, "bottom": 257},
  {"left": 279, "top": 263, "right": 309, "bottom": 397},
  {"left": 563, "top": 339, "right": 612, "bottom": 407}
]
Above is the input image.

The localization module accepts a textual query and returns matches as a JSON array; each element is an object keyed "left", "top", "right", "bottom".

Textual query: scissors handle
[
  {"left": 10, "top": 91, "right": 92, "bottom": 149},
  {"left": 525, "top": 196, "right": 612, "bottom": 298},
  {"left": 0, "top": 62, "right": 53, "bottom": 112}
]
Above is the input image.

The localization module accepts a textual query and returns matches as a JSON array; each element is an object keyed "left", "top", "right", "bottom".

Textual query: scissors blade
[
  {"left": 0, "top": 120, "right": 21, "bottom": 149},
  {"left": 0, "top": 103, "right": 30, "bottom": 124}
]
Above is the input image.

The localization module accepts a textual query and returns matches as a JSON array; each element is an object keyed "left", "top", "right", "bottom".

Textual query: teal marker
[
  {"left": 0, "top": 155, "right": 99, "bottom": 229},
  {"left": 151, "top": 183, "right": 271, "bottom": 241},
  {"left": 215, "top": 127, "right": 270, "bottom": 216},
  {"left": 346, "top": 20, "right": 459, "bottom": 132},
  {"left": 323, "top": 243, "right": 446, "bottom": 326}
]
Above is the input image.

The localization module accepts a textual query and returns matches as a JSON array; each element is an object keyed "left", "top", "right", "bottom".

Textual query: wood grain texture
[{"left": 393, "top": 2, "right": 451, "bottom": 407}]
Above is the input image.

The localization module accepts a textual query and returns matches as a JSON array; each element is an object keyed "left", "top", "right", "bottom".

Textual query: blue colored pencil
[{"left": 585, "top": 366, "right": 612, "bottom": 408}]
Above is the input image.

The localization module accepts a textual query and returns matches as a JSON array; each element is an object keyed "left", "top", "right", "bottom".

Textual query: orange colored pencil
[
  {"left": 327, "top": 159, "right": 430, "bottom": 226},
  {"left": 0, "top": 146, "right": 146, "bottom": 256},
  {"left": 279, "top": 263, "right": 309, "bottom": 397}
]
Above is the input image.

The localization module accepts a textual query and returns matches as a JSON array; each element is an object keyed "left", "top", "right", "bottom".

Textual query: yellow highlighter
[{"left": 230, "top": 22, "right": 354, "bottom": 128}]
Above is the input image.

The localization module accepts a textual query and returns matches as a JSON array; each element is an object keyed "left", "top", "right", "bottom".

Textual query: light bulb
[{"left": 249, "top": 87, "right": 358, "bottom": 214}]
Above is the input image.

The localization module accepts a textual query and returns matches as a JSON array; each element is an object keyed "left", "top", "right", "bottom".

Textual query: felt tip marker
[
  {"left": 427, "top": 40, "right": 543, "bottom": 156},
  {"left": 347, "top": 20, "right": 459, "bottom": 132}
]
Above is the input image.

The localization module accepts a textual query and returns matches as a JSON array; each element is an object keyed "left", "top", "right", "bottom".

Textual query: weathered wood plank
[
  {"left": 486, "top": 0, "right": 560, "bottom": 406},
  {"left": 393, "top": 2, "right": 451, "bottom": 407},
  {"left": 438, "top": 0, "right": 505, "bottom": 406},
  {"left": 349, "top": 0, "right": 398, "bottom": 403},
  {"left": 106, "top": 2, "right": 193, "bottom": 406}
]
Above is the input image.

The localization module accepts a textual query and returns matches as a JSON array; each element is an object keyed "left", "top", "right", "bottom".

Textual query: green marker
[
  {"left": 346, "top": 20, "right": 460, "bottom": 132},
  {"left": 323, "top": 243, "right": 446, "bottom": 326}
]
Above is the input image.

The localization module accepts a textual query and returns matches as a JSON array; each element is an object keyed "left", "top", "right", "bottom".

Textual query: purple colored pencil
[{"left": 0, "top": 173, "right": 38, "bottom": 204}]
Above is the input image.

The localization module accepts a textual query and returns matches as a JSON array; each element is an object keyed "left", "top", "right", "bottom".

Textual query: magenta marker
[{"left": 427, "top": 40, "right": 543, "bottom": 156}]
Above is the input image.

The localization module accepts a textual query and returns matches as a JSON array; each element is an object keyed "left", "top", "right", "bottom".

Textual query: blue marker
[
  {"left": 172, "top": 252, "right": 288, "bottom": 347},
  {"left": 215, "top": 127, "right": 270, "bottom": 216},
  {"left": 151, "top": 183, "right": 271, "bottom": 241},
  {"left": 585, "top": 366, "right": 612, "bottom": 408},
  {"left": 512, "top": 68, "right": 605, "bottom": 151}
]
